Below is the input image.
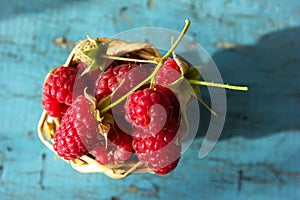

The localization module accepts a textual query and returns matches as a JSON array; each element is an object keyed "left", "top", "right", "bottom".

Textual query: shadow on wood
[{"left": 197, "top": 27, "right": 300, "bottom": 139}]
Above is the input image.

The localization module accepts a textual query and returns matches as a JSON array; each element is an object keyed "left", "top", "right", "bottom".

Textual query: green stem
[
  {"left": 100, "top": 19, "right": 191, "bottom": 114},
  {"left": 102, "top": 54, "right": 158, "bottom": 64},
  {"left": 188, "top": 79, "right": 248, "bottom": 91},
  {"left": 150, "top": 19, "right": 191, "bottom": 86},
  {"left": 100, "top": 73, "right": 153, "bottom": 114}
]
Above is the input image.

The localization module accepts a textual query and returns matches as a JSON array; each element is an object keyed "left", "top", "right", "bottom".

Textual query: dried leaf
[
  {"left": 102, "top": 112, "right": 115, "bottom": 125},
  {"left": 173, "top": 53, "right": 189, "bottom": 75},
  {"left": 107, "top": 39, "right": 161, "bottom": 59},
  {"left": 184, "top": 66, "right": 201, "bottom": 100},
  {"left": 167, "top": 76, "right": 196, "bottom": 107},
  {"left": 83, "top": 87, "right": 97, "bottom": 108},
  {"left": 97, "top": 95, "right": 112, "bottom": 112},
  {"left": 98, "top": 122, "right": 111, "bottom": 149}
]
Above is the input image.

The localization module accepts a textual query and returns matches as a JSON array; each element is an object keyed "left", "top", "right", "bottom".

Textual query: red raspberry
[
  {"left": 155, "top": 58, "right": 181, "bottom": 85},
  {"left": 95, "top": 63, "right": 138, "bottom": 100},
  {"left": 108, "top": 125, "right": 133, "bottom": 161},
  {"left": 90, "top": 124, "right": 133, "bottom": 164},
  {"left": 90, "top": 146, "right": 115, "bottom": 165},
  {"left": 132, "top": 120, "right": 181, "bottom": 175},
  {"left": 95, "top": 63, "right": 153, "bottom": 101},
  {"left": 154, "top": 158, "right": 180, "bottom": 175},
  {"left": 42, "top": 66, "right": 78, "bottom": 117},
  {"left": 154, "top": 85, "right": 180, "bottom": 121},
  {"left": 124, "top": 87, "right": 172, "bottom": 133},
  {"left": 53, "top": 95, "right": 99, "bottom": 160}
]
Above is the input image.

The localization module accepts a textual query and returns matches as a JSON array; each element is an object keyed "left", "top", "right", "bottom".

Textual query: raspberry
[
  {"left": 155, "top": 58, "right": 181, "bottom": 85},
  {"left": 53, "top": 95, "right": 99, "bottom": 160},
  {"left": 153, "top": 158, "right": 180, "bottom": 175},
  {"left": 95, "top": 64, "right": 133, "bottom": 100},
  {"left": 91, "top": 124, "right": 133, "bottom": 164},
  {"left": 108, "top": 125, "right": 133, "bottom": 161},
  {"left": 42, "top": 66, "right": 78, "bottom": 117},
  {"left": 154, "top": 85, "right": 180, "bottom": 121},
  {"left": 95, "top": 63, "right": 152, "bottom": 128},
  {"left": 95, "top": 63, "right": 151, "bottom": 101},
  {"left": 132, "top": 120, "right": 181, "bottom": 175},
  {"left": 53, "top": 119, "right": 89, "bottom": 160},
  {"left": 124, "top": 87, "right": 172, "bottom": 133},
  {"left": 90, "top": 146, "right": 115, "bottom": 165}
]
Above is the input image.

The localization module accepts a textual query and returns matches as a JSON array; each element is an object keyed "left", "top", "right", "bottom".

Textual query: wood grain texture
[{"left": 0, "top": 0, "right": 299, "bottom": 199}]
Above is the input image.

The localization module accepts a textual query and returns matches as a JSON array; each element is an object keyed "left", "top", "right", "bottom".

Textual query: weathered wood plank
[{"left": 0, "top": 0, "right": 299, "bottom": 199}]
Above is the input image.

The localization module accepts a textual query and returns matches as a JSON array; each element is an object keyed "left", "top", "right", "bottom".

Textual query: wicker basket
[
  {"left": 37, "top": 35, "right": 247, "bottom": 179},
  {"left": 37, "top": 38, "right": 165, "bottom": 179}
]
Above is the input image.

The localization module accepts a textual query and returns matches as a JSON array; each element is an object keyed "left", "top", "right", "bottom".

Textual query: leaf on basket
[
  {"left": 184, "top": 66, "right": 202, "bottom": 101},
  {"left": 81, "top": 40, "right": 109, "bottom": 75}
]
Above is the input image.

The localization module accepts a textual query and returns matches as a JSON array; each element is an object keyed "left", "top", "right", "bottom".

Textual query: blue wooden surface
[{"left": 0, "top": 0, "right": 300, "bottom": 199}]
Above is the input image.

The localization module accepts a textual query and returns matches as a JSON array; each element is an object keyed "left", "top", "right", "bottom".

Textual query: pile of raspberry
[{"left": 42, "top": 57, "right": 185, "bottom": 175}]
